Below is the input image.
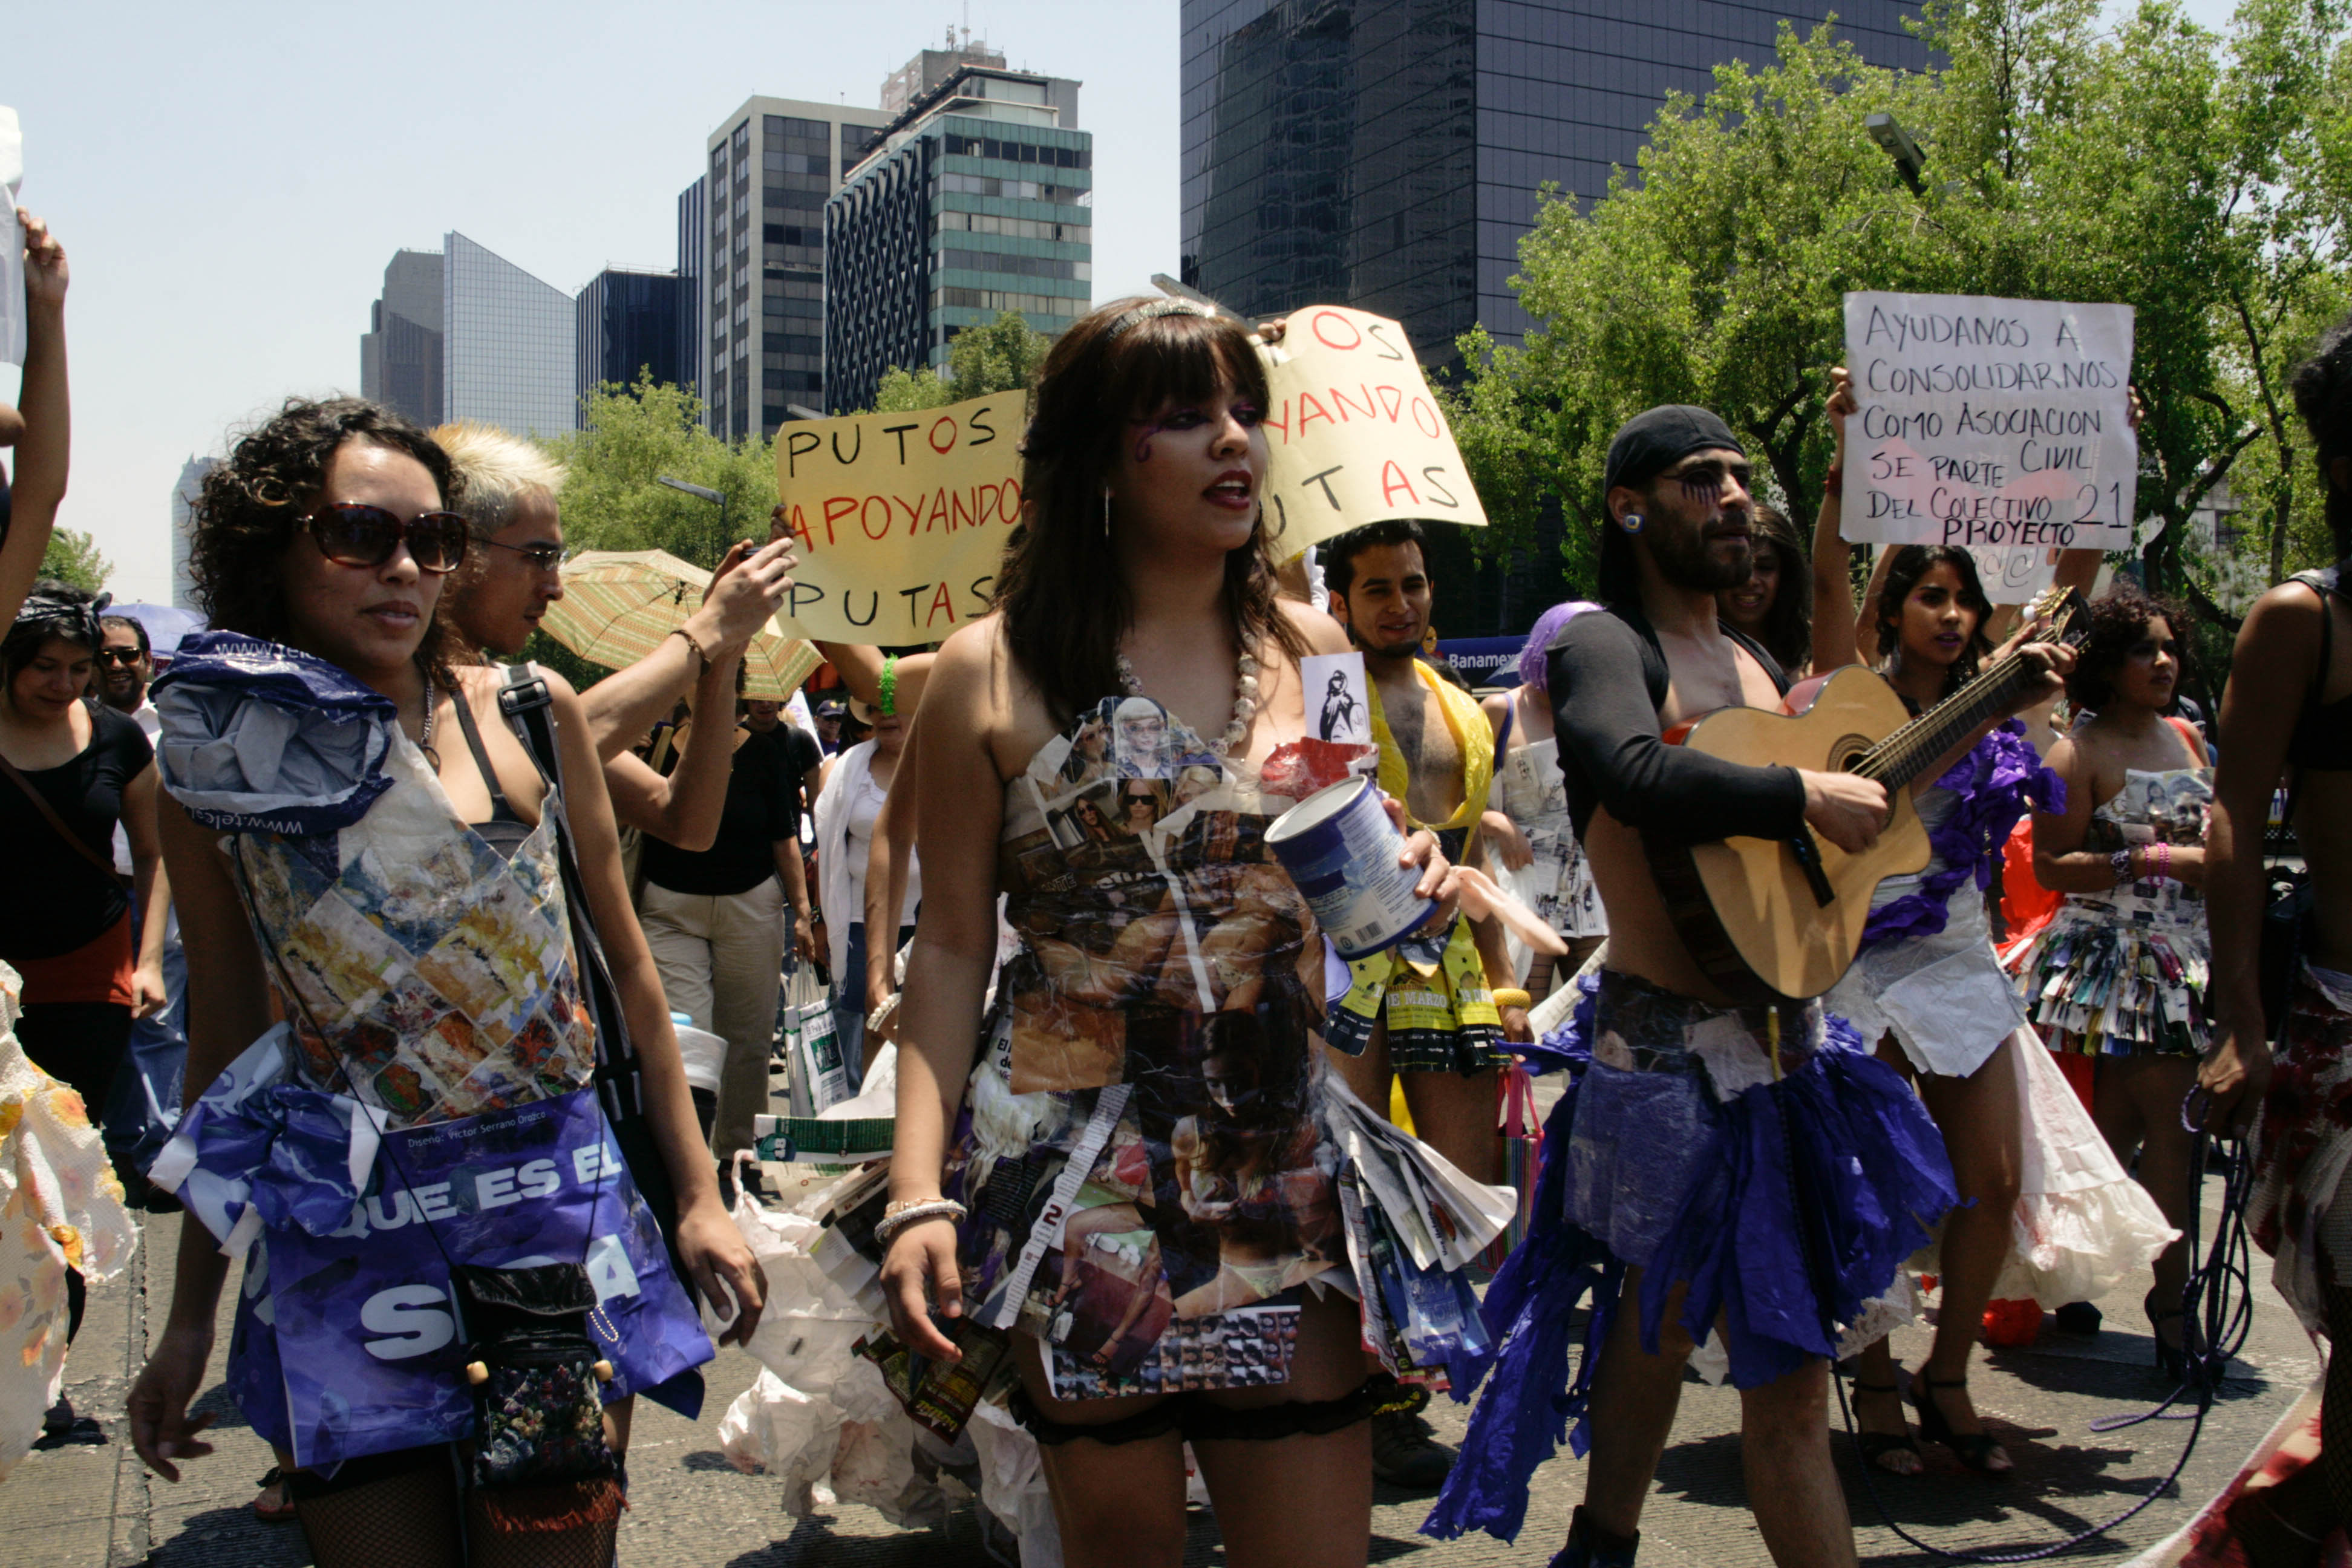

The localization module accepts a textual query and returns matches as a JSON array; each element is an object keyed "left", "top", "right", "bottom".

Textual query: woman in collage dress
[{"left": 877, "top": 296, "right": 1473, "bottom": 1568}]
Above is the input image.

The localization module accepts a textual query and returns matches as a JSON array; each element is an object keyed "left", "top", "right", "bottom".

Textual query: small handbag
[{"left": 455, "top": 1262, "right": 618, "bottom": 1491}]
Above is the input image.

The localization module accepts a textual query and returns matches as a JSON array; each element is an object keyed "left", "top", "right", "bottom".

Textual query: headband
[
  {"left": 15, "top": 587, "right": 108, "bottom": 652},
  {"left": 1106, "top": 298, "right": 1215, "bottom": 341}
]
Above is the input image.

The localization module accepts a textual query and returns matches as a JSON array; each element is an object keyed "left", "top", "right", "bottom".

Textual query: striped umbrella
[{"left": 541, "top": 549, "right": 820, "bottom": 701}]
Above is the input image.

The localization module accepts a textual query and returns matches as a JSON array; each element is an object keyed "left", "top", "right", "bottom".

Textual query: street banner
[
  {"left": 1255, "top": 305, "right": 1488, "bottom": 554},
  {"left": 1842, "top": 290, "right": 2136, "bottom": 551},
  {"left": 773, "top": 392, "right": 1028, "bottom": 644}
]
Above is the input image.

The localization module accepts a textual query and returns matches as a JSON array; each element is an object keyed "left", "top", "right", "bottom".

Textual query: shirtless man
[
  {"left": 1321, "top": 517, "right": 1526, "bottom": 1492},
  {"left": 1526, "top": 405, "right": 2062, "bottom": 1567}
]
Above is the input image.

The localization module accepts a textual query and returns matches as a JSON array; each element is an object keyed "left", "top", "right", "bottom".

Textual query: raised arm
[
  {"left": 1811, "top": 366, "right": 1861, "bottom": 673},
  {"left": 811, "top": 639, "right": 936, "bottom": 719},
  {"left": 578, "top": 537, "right": 796, "bottom": 760},
  {"left": 2200, "top": 580, "right": 2324, "bottom": 1132},
  {"left": 1, "top": 214, "right": 68, "bottom": 627},
  {"left": 601, "top": 642, "right": 745, "bottom": 852}
]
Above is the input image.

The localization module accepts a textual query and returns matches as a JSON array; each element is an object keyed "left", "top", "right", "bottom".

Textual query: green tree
[
  {"left": 40, "top": 526, "right": 110, "bottom": 593},
  {"left": 1445, "top": 0, "right": 2352, "bottom": 610},
  {"left": 541, "top": 373, "right": 777, "bottom": 571},
  {"left": 869, "top": 310, "right": 1050, "bottom": 412}
]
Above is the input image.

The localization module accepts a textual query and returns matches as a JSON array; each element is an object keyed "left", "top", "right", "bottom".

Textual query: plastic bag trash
[
  {"left": 717, "top": 1369, "right": 841, "bottom": 1514},
  {"left": 969, "top": 1398, "right": 1062, "bottom": 1568}
]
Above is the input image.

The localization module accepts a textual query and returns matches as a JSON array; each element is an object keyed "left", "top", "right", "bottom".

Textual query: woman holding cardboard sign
[{"left": 874, "top": 296, "right": 1495, "bottom": 1568}]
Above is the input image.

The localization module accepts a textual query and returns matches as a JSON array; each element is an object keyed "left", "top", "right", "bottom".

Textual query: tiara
[{"left": 1106, "top": 298, "right": 1215, "bottom": 340}]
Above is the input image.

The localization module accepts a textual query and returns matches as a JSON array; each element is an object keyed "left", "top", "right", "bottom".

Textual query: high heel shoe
[
  {"left": 1848, "top": 1379, "right": 1922, "bottom": 1475},
  {"left": 1550, "top": 1504, "right": 1640, "bottom": 1566},
  {"left": 2146, "top": 1287, "right": 2191, "bottom": 1380},
  {"left": 1909, "top": 1374, "right": 2012, "bottom": 1477}
]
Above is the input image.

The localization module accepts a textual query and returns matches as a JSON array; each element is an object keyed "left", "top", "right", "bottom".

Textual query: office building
[
  {"left": 1180, "top": 0, "right": 1930, "bottom": 359},
  {"left": 825, "top": 59, "right": 1091, "bottom": 414},
  {"left": 358, "top": 235, "right": 577, "bottom": 437},
  {"left": 359, "top": 249, "right": 443, "bottom": 429},
  {"left": 170, "top": 456, "right": 213, "bottom": 611},
  {"left": 677, "top": 176, "right": 707, "bottom": 407},
  {"left": 696, "top": 97, "right": 892, "bottom": 441},
  {"left": 577, "top": 266, "right": 686, "bottom": 417}
]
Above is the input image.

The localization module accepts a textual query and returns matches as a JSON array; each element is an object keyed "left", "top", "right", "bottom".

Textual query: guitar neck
[{"left": 1858, "top": 655, "right": 2039, "bottom": 791}]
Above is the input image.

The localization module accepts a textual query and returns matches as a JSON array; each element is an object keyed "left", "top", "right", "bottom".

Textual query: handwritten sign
[
  {"left": 771, "top": 391, "right": 1027, "bottom": 642},
  {"left": 1844, "top": 291, "right": 2135, "bottom": 551},
  {"left": 1256, "top": 306, "right": 1488, "bottom": 554}
]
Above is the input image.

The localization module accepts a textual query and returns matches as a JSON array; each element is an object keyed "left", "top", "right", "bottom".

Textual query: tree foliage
[
  {"left": 540, "top": 373, "right": 777, "bottom": 572},
  {"left": 1446, "top": 0, "right": 2352, "bottom": 609},
  {"left": 41, "top": 526, "right": 110, "bottom": 594},
  {"left": 869, "top": 310, "right": 1051, "bottom": 412}
]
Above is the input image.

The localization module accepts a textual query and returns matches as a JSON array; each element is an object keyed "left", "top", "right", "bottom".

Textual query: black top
[
  {"left": 771, "top": 722, "right": 823, "bottom": 793},
  {"left": 1545, "top": 606, "right": 1808, "bottom": 842},
  {"left": 640, "top": 724, "right": 799, "bottom": 897},
  {"left": 0, "top": 704, "right": 151, "bottom": 959},
  {"left": 2287, "top": 565, "right": 2351, "bottom": 773}
]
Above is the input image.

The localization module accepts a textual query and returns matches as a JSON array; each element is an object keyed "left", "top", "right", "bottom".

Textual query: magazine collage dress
[
  {"left": 146, "top": 635, "right": 710, "bottom": 1469},
  {"left": 943, "top": 697, "right": 1510, "bottom": 1402}
]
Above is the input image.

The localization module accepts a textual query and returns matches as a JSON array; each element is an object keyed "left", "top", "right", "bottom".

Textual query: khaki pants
[{"left": 638, "top": 877, "right": 785, "bottom": 1161}]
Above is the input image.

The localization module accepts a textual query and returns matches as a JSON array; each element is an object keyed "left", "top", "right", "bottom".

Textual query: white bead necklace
[{"left": 1115, "top": 635, "right": 1259, "bottom": 760}]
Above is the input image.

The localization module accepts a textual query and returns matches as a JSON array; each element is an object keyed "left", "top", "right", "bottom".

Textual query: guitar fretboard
[{"left": 1853, "top": 605, "right": 2086, "bottom": 789}]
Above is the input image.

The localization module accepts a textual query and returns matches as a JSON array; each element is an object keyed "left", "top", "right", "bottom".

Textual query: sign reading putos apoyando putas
[
  {"left": 770, "top": 391, "right": 1028, "bottom": 643},
  {"left": 1255, "top": 307, "right": 1488, "bottom": 554}
]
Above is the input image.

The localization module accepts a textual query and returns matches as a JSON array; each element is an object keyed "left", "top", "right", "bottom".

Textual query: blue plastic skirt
[{"left": 1423, "top": 974, "right": 1957, "bottom": 1544}]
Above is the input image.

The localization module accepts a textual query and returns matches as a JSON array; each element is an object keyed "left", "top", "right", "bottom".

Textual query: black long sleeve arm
[{"left": 1547, "top": 612, "right": 1808, "bottom": 843}]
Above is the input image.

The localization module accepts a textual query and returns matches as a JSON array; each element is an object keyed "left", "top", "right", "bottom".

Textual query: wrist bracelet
[
  {"left": 878, "top": 653, "right": 900, "bottom": 719},
  {"left": 1491, "top": 988, "right": 1533, "bottom": 1011},
  {"left": 668, "top": 624, "right": 712, "bottom": 675},
  {"left": 874, "top": 1198, "right": 965, "bottom": 1249},
  {"left": 2111, "top": 848, "right": 2135, "bottom": 886}
]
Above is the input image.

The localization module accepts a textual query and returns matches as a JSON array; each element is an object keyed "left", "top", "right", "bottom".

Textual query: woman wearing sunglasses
[{"left": 126, "top": 398, "right": 760, "bottom": 1567}]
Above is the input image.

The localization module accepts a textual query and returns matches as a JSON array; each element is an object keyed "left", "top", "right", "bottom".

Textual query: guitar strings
[{"left": 1851, "top": 595, "right": 2082, "bottom": 786}]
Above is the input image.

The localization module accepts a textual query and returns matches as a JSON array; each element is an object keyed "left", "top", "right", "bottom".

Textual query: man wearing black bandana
[{"left": 1462, "top": 405, "right": 1930, "bottom": 1567}]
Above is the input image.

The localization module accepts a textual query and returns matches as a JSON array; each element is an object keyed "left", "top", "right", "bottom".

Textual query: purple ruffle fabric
[
  {"left": 1423, "top": 974, "right": 1958, "bottom": 1544},
  {"left": 1858, "top": 719, "right": 2064, "bottom": 952}
]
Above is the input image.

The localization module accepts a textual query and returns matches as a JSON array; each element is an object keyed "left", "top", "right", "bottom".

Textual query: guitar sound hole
[{"left": 1832, "top": 734, "right": 1871, "bottom": 773}]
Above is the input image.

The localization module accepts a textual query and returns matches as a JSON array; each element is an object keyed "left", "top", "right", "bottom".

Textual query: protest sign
[
  {"left": 772, "top": 391, "right": 1027, "bottom": 643},
  {"left": 1843, "top": 290, "right": 2135, "bottom": 551},
  {"left": 1256, "top": 306, "right": 1488, "bottom": 554},
  {"left": 1, "top": 107, "right": 25, "bottom": 367}
]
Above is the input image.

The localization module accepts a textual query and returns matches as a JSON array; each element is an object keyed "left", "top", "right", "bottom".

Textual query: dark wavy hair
[
  {"left": 1875, "top": 544, "right": 1994, "bottom": 699},
  {"left": 189, "top": 398, "right": 464, "bottom": 676},
  {"left": 2289, "top": 310, "right": 2352, "bottom": 560},
  {"left": 2065, "top": 586, "right": 2192, "bottom": 711},
  {"left": 996, "top": 298, "right": 1306, "bottom": 722},
  {"left": 1737, "top": 504, "right": 1813, "bottom": 675}
]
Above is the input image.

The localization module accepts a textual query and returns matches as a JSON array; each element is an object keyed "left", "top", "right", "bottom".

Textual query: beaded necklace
[{"left": 1114, "top": 633, "right": 1259, "bottom": 759}]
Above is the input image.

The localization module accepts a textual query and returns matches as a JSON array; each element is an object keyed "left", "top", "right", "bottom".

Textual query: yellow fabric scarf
[{"left": 1364, "top": 660, "right": 1494, "bottom": 835}]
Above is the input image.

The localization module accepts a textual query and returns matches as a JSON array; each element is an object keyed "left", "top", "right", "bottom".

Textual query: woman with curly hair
[
  {"left": 125, "top": 397, "right": 761, "bottom": 1568},
  {"left": 2020, "top": 587, "right": 2211, "bottom": 1374}
]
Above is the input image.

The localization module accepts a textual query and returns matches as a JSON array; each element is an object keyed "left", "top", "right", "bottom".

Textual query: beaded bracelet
[
  {"left": 874, "top": 1197, "right": 965, "bottom": 1249},
  {"left": 878, "top": 653, "right": 900, "bottom": 719}
]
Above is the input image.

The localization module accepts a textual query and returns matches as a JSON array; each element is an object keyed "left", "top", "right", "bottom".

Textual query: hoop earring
[{"left": 1619, "top": 512, "right": 1645, "bottom": 535}]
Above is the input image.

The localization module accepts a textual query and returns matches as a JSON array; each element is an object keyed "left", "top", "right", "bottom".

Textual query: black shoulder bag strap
[{"left": 496, "top": 665, "right": 683, "bottom": 1250}]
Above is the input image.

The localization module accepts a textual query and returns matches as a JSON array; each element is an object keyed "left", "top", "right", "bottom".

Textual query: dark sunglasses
[
  {"left": 96, "top": 647, "right": 146, "bottom": 666},
  {"left": 302, "top": 502, "right": 470, "bottom": 573},
  {"left": 483, "top": 537, "right": 566, "bottom": 571}
]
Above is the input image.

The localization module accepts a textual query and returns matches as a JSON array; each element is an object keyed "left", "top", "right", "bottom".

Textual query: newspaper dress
[
  {"left": 2017, "top": 767, "right": 2215, "bottom": 1056},
  {"left": 144, "top": 633, "right": 710, "bottom": 1470},
  {"left": 1490, "top": 720, "right": 1604, "bottom": 973},
  {"left": 944, "top": 699, "right": 1512, "bottom": 1403}
]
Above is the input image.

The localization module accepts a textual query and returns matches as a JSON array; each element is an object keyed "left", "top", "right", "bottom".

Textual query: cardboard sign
[
  {"left": 1256, "top": 307, "right": 1488, "bottom": 552},
  {"left": 1843, "top": 291, "right": 2136, "bottom": 550},
  {"left": 772, "top": 391, "right": 1028, "bottom": 643}
]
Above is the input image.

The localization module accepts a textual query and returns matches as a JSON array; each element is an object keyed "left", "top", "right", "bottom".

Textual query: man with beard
[
  {"left": 1432, "top": 406, "right": 1997, "bottom": 1566},
  {"left": 1321, "top": 516, "right": 1526, "bottom": 1492}
]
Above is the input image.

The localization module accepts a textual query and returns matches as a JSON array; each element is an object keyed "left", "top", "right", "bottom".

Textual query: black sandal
[
  {"left": 2146, "top": 1287, "right": 2192, "bottom": 1380},
  {"left": 1910, "top": 1374, "right": 2011, "bottom": 1477},
  {"left": 1848, "top": 1379, "right": 1921, "bottom": 1475}
]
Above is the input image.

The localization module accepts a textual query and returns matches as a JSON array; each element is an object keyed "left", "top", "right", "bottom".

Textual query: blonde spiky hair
[{"left": 432, "top": 421, "right": 567, "bottom": 537}]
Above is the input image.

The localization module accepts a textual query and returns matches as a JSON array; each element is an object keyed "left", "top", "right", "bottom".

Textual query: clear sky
[{"left": 4, "top": 0, "right": 2244, "bottom": 604}]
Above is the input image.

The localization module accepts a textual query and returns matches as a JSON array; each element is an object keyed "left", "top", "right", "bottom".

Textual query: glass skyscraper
[
  {"left": 442, "top": 232, "right": 577, "bottom": 439},
  {"left": 1181, "top": 0, "right": 1930, "bottom": 359},
  {"left": 825, "top": 63, "right": 1091, "bottom": 414},
  {"left": 359, "top": 249, "right": 444, "bottom": 430},
  {"left": 576, "top": 267, "right": 685, "bottom": 422}
]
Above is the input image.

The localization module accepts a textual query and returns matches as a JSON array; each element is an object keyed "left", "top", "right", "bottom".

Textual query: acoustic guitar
[{"left": 1648, "top": 589, "right": 2089, "bottom": 1002}]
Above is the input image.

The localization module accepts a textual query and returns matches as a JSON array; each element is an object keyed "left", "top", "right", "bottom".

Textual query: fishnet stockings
[{"left": 295, "top": 1463, "right": 463, "bottom": 1568}]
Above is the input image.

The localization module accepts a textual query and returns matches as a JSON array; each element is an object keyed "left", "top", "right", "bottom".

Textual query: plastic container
[{"left": 1265, "top": 775, "right": 1434, "bottom": 959}]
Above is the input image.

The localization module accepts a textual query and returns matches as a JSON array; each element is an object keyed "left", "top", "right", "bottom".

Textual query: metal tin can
[{"left": 1266, "top": 775, "right": 1434, "bottom": 960}]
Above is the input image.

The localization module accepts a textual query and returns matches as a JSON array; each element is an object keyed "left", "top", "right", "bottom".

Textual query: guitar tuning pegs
[{"left": 465, "top": 1361, "right": 489, "bottom": 1385}]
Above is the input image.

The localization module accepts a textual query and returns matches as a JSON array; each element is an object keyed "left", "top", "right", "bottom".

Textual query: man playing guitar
[{"left": 1527, "top": 405, "right": 2066, "bottom": 1567}]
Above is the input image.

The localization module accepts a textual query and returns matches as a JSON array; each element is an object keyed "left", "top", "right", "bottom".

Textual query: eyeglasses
[
  {"left": 482, "top": 537, "right": 565, "bottom": 572},
  {"left": 301, "top": 502, "right": 470, "bottom": 574},
  {"left": 96, "top": 648, "right": 145, "bottom": 667}
]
